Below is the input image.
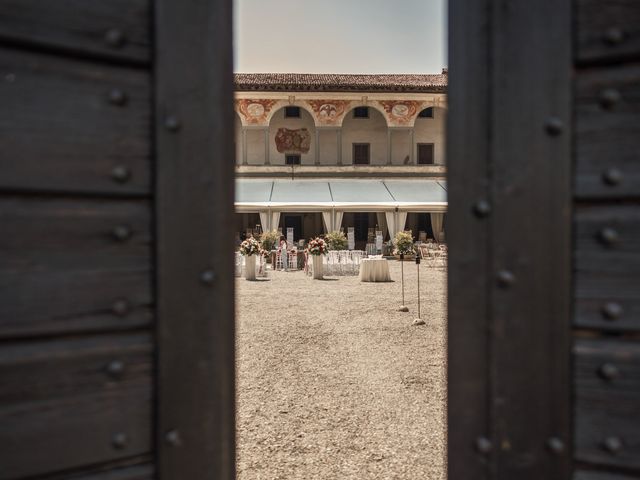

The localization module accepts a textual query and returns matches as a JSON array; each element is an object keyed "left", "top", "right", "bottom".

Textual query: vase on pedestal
[
  {"left": 245, "top": 255, "right": 256, "bottom": 280},
  {"left": 312, "top": 255, "right": 323, "bottom": 280}
]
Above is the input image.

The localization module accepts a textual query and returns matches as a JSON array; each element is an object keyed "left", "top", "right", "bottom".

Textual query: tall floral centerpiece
[
  {"left": 307, "top": 237, "right": 327, "bottom": 279},
  {"left": 325, "top": 230, "right": 348, "bottom": 251},
  {"left": 393, "top": 231, "right": 415, "bottom": 258},
  {"left": 239, "top": 237, "right": 261, "bottom": 280},
  {"left": 393, "top": 231, "right": 415, "bottom": 312},
  {"left": 259, "top": 229, "right": 279, "bottom": 263}
]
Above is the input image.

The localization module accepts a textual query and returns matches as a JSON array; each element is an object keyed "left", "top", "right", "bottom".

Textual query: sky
[{"left": 233, "top": 0, "right": 447, "bottom": 74}]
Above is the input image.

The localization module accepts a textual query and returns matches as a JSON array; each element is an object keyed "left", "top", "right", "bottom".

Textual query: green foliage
[
  {"left": 325, "top": 230, "right": 348, "bottom": 251},
  {"left": 393, "top": 230, "right": 415, "bottom": 255},
  {"left": 259, "top": 229, "right": 279, "bottom": 252}
]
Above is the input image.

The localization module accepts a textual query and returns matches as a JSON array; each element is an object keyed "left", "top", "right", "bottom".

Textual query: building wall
[
  {"left": 268, "top": 107, "right": 316, "bottom": 165},
  {"left": 414, "top": 106, "right": 447, "bottom": 165},
  {"left": 390, "top": 128, "right": 412, "bottom": 165},
  {"left": 235, "top": 114, "right": 243, "bottom": 165},
  {"left": 318, "top": 128, "right": 339, "bottom": 165},
  {"left": 235, "top": 91, "right": 448, "bottom": 168},
  {"left": 341, "top": 107, "right": 388, "bottom": 166},
  {"left": 245, "top": 128, "right": 266, "bottom": 166}
]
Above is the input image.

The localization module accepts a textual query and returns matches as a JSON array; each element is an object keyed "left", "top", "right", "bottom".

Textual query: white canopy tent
[{"left": 235, "top": 179, "right": 447, "bottom": 238}]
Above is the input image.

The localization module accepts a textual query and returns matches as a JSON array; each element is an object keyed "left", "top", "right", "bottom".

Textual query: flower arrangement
[
  {"left": 325, "top": 230, "right": 348, "bottom": 251},
  {"left": 307, "top": 237, "right": 327, "bottom": 256},
  {"left": 259, "top": 229, "right": 279, "bottom": 253},
  {"left": 239, "top": 237, "right": 261, "bottom": 256},
  {"left": 393, "top": 230, "right": 415, "bottom": 256}
]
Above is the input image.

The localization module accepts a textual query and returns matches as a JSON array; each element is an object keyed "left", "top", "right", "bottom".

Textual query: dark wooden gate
[
  {"left": 0, "top": 1, "right": 235, "bottom": 478},
  {"left": 2, "top": 1, "right": 638, "bottom": 479},
  {"left": 448, "top": 0, "right": 640, "bottom": 479}
]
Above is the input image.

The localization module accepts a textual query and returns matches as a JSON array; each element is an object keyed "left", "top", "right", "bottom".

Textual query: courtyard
[{"left": 236, "top": 260, "right": 447, "bottom": 479}]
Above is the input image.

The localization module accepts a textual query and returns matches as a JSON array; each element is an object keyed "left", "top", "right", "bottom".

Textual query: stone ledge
[{"left": 235, "top": 165, "right": 447, "bottom": 178}]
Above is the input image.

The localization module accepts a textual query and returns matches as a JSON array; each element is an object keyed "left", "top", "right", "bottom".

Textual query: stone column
[
  {"left": 315, "top": 129, "right": 320, "bottom": 166},
  {"left": 337, "top": 129, "right": 342, "bottom": 165},
  {"left": 242, "top": 128, "right": 248, "bottom": 165},
  {"left": 409, "top": 129, "right": 415, "bottom": 164},
  {"left": 264, "top": 128, "right": 270, "bottom": 165},
  {"left": 387, "top": 129, "right": 392, "bottom": 165}
]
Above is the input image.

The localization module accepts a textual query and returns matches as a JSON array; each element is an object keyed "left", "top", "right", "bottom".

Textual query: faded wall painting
[
  {"left": 307, "top": 100, "right": 351, "bottom": 126},
  {"left": 237, "top": 99, "right": 278, "bottom": 125},
  {"left": 379, "top": 100, "right": 422, "bottom": 126},
  {"left": 275, "top": 128, "right": 311, "bottom": 153}
]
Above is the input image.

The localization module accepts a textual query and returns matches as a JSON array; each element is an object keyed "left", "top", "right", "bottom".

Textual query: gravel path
[{"left": 236, "top": 260, "right": 447, "bottom": 479}]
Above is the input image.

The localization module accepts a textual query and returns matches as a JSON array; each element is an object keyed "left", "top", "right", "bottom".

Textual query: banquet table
[{"left": 359, "top": 257, "right": 391, "bottom": 282}]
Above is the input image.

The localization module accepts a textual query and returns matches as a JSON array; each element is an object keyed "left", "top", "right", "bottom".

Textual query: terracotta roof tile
[{"left": 234, "top": 72, "right": 447, "bottom": 93}]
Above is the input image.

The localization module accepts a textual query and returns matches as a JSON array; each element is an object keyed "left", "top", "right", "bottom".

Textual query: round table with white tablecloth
[{"left": 359, "top": 257, "right": 391, "bottom": 282}]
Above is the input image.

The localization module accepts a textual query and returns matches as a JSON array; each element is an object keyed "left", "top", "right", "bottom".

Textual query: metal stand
[
  {"left": 399, "top": 253, "right": 409, "bottom": 312},
  {"left": 412, "top": 254, "right": 425, "bottom": 325}
]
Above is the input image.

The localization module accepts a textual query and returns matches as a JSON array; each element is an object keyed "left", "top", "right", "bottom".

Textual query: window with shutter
[
  {"left": 353, "top": 144, "right": 370, "bottom": 165},
  {"left": 285, "top": 154, "right": 301, "bottom": 165},
  {"left": 417, "top": 144, "right": 434, "bottom": 165}
]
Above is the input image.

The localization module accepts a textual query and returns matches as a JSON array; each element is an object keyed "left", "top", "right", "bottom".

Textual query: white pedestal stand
[
  {"left": 312, "top": 255, "right": 323, "bottom": 280},
  {"left": 245, "top": 255, "right": 256, "bottom": 281}
]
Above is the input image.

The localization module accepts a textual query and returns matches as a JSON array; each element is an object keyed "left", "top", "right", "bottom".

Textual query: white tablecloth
[{"left": 359, "top": 258, "right": 391, "bottom": 282}]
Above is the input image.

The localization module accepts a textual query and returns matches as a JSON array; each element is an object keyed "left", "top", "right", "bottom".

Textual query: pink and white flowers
[
  {"left": 239, "top": 237, "right": 261, "bottom": 256},
  {"left": 307, "top": 237, "right": 327, "bottom": 256}
]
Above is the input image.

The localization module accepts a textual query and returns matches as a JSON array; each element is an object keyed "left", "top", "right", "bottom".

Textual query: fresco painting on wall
[
  {"left": 307, "top": 100, "right": 351, "bottom": 126},
  {"left": 380, "top": 100, "right": 422, "bottom": 125},
  {"left": 237, "top": 98, "right": 279, "bottom": 124},
  {"left": 275, "top": 128, "right": 311, "bottom": 153}
]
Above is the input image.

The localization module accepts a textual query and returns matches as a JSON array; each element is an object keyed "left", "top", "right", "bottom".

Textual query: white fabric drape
[
  {"left": 376, "top": 212, "right": 388, "bottom": 239},
  {"left": 385, "top": 212, "right": 396, "bottom": 240},
  {"left": 385, "top": 210, "right": 408, "bottom": 239},
  {"left": 271, "top": 212, "right": 281, "bottom": 233},
  {"left": 322, "top": 211, "right": 332, "bottom": 232},
  {"left": 259, "top": 212, "right": 270, "bottom": 232},
  {"left": 334, "top": 211, "right": 344, "bottom": 231},
  {"left": 431, "top": 213, "right": 444, "bottom": 242},
  {"left": 397, "top": 211, "right": 408, "bottom": 234}
]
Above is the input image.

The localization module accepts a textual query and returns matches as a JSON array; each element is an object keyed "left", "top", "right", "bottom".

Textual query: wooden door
[
  {"left": 448, "top": 0, "right": 640, "bottom": 479},
  {"left": 0, "top": 1, "right": 235, "bottom": 478}
]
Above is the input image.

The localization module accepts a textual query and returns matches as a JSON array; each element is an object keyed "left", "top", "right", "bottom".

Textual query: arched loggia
[
  {"left": 234, "top": 112, "right": 243, "bottom": 166},
  {"left": 268, "top": 105, "right": 317, "bottom": 166},
  {"left": 341, "top": 105, "right": 389, "bottom": 165},
  {"left": 413, "top": 106, "right": 447, "bottom": 165}
]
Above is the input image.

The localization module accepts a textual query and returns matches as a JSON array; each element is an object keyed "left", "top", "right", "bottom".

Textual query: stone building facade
[{"left": 234, "top": 72, "right": 448, "bottom": 247}]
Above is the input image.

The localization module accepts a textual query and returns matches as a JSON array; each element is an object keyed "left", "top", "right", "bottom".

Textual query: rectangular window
[
  {"left": 353, "top": 107, "right": 369, "bottom": 118},
  {"left": 284, "top": 106, "right": 300, "bottom": 118},
  {"left": 418, "top": 107, "right": 434, "bottom": 118},
  {"left": 417, "top": 143, "right": 435, "bottom": 165},
  {"left": 353, "top": 143, "right": 370, "bottom": 165},
  {"left": 285, "top": 154, "right": 301, "bottom": 165}
]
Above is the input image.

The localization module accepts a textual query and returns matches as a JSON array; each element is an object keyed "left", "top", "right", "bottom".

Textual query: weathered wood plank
[
  {"left": 574, "top": 205, "right": 640, "bottom": 331},
  {"left": 74, "top": 465, "right": 153, "bottom": 480},
  {"left": 53, "top": 462, "right": 153, "bottom": 480},
  {"left": 0, "top": 333, "right": 153, "bottom": 479},
  {"left": 576, "top": 0, "right": 640, "bottom": 65},
  {"left": 0, "top": 48, "right": 151, "bottom": 195},
  {"left": 0, "top": 197, "right": 152, "bottom": 338},
  {"left": 0, "top": 0, "right": 150, "bottom": 64},
  {"left": 574, "top": 338, "right": 640, "bottom": 472},
  {"left": 156, "top": 0, "right": 236, "bottom": 478},
  {"left": 446, "top": 0, "right": 492, "bottom": 477},
  {"left": 488, "top": 0, "right": 573, "bottom": 477},
  {"left": 575, "top": 470, "right": 640, "bottom": 480},
  {"left": 575, "top": 64, "right": 640, "bottom": 199}
]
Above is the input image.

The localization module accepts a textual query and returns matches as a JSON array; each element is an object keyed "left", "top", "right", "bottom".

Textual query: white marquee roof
[{"left": 235, "top": 179, "right": 447, "bottom": 212}]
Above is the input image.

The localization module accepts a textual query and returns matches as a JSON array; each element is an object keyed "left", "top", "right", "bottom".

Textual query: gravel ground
[{"left": 236, "top": 259, "right": 447, "bottom": 479}]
